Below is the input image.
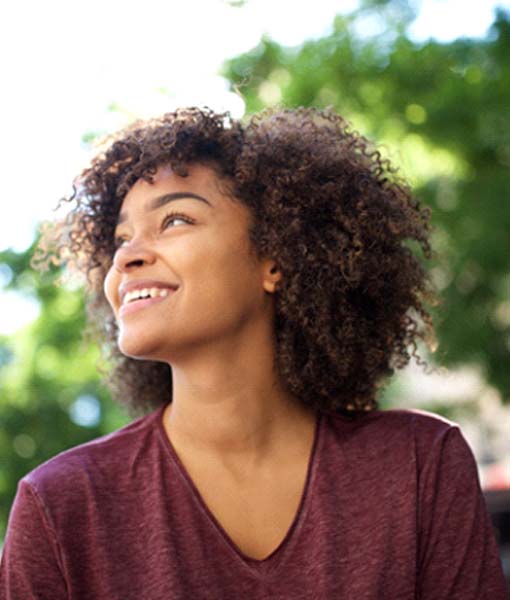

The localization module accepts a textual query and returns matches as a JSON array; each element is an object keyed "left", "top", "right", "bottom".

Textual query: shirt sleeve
[
  {"left": 0, "top": 478, "right": 69, "bottom": 600},
  {"left": 417, "top": 425, "right": 509, "bottom": 599}
]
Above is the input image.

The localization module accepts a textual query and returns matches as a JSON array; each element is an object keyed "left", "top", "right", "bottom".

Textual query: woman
[{"left": 1, "top": 107, "right": 507, "bottom": 598}]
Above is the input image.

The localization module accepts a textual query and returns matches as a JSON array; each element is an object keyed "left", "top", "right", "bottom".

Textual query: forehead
[{"left": 117, "top": 163, "right": 237, "bottom": 219}]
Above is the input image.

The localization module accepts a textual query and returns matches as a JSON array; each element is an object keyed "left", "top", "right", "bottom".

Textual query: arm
[
  {"left": 0, "top": 479, "right": 68, "bottom": 599},
  {"left": 417, "top": 425, "right": 508, "bottom": 598}
]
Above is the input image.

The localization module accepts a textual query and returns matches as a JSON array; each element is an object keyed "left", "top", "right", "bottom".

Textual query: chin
[{"left": 117, "top": 331, "right": 165, "bottom": 361}]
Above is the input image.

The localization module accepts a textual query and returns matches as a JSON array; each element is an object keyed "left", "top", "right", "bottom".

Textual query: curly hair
[{"left": 34, "top": 106, "right": 438, "bottom": 417}]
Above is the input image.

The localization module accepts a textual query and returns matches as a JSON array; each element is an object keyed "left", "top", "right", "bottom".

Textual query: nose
[{"left": 112, "top": 239, "right": 156, "bottom": 272}]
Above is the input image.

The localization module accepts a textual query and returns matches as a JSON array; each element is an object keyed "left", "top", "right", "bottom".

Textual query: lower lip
[{"left": 119, "top": 289, "right": 177, "bottom": 317}]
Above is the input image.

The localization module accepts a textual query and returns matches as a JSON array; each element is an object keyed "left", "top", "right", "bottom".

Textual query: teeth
[{"left": 123, "top": 287, "right": 171, "bottom": 304}]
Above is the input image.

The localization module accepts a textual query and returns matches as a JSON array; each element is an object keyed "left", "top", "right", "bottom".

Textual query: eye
[
  {"left": 161, "top": 211, "right": 195, "bottom": 229},
  {"left": 113, "top": 211, "right": 195, "bottom": 250}
]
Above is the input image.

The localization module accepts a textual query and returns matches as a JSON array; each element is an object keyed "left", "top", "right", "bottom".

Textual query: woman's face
[{"left": 104, "top": 163, "right": 278, "bottom": 362}]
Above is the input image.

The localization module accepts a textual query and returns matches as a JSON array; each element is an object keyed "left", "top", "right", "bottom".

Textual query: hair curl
[{"left": 34, "top": 106, "right": 438, "bottom": 417}]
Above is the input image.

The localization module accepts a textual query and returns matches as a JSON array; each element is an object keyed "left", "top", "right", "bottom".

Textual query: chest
[
  {"left": 57, "top": 420, "right": 420, "bottom": 599},
  {"left": 178, "top": 453, "right": 311, "bottom": 561},
  {"left": 102, "top": 444, "right": 415, "bottom": 598}
]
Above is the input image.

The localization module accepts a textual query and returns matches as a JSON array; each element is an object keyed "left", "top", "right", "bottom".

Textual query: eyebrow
[{"left": 116, "top": 192, "right": 212, "bottom": 225}]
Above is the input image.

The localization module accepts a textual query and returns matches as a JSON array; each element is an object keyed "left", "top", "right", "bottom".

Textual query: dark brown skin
[{"left": 35, "top": 106, "right": 438, "bottom": 418}]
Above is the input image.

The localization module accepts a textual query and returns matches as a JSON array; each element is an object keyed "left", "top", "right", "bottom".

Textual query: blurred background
[{"left": 0, "top": 0, "right": 509, "bottom": 576}]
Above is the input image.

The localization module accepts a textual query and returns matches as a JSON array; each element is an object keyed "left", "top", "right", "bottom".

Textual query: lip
[{"left": 118, "top": 279, "right": 179, "bottom": 305}]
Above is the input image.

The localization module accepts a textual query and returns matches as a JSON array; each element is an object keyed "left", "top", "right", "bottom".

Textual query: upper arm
[
  {"left": 417, "top": 425, "right": 508, "bottom": 599},
  {"left": 0, "top": 479, "right": 68, "bottom": 600}
]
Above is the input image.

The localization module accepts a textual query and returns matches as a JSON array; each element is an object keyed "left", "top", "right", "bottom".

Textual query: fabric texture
[{"left": 1, "top": 404, "right": 508, "bottom": 599}]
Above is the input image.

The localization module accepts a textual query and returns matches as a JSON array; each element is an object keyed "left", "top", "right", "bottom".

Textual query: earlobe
[{"left": 263, "top": 262, "right": 282, "bottom": 293}]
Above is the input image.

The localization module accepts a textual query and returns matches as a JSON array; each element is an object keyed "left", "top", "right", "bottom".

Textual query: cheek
[
  {"left": 103, "top": 268, "right": 118, "bottom": 309},
  {"left": 206, "top": 250, "right": 260, "bottom": 301}
]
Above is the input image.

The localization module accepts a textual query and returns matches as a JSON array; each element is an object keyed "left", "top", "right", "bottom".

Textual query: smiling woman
[{"left": 1, "top": 107, "right": 507, "bottom": 599}]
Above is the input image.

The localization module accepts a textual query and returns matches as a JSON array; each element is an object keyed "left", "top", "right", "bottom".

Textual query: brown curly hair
[{"left": 34, "top": 106, "right": 438, "bottom": 417}]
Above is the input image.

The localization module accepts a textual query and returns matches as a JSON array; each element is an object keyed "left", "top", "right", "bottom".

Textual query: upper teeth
[{"left": 123, "top": 287, "right": 171, "bottom": 304}]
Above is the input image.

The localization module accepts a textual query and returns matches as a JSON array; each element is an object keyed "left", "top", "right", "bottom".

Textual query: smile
[
  {"left": 119, "top": 288, "right": 176, "bottom": 317},
  {"left": 122, "top": 287, "right": 171, "bottom": 304}
]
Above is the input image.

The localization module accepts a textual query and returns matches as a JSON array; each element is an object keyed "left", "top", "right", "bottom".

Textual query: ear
[{"left": 262, "top": 260, "right": 282, "bottom": 294}]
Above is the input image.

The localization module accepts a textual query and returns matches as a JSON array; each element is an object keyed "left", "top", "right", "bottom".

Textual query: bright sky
[{"left": 0, "top": 0, "right": 507, "bottom": 334}]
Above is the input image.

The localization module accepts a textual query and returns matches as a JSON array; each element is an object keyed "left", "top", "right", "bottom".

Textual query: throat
[{"left": 163, "top": 391, "right": 318, "bottom": 462}]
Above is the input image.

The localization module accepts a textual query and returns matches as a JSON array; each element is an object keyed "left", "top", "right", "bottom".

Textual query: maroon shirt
[{"left": 1, "top": 404, "right": 508, "bottom": 599}]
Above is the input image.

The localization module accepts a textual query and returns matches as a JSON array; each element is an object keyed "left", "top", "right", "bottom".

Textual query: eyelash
[
  {"left": 162, "top": 211, "right": 195, "bottom": 229},
  {"left": 113, "top": 211, "right": 195, "bottom": 249}
]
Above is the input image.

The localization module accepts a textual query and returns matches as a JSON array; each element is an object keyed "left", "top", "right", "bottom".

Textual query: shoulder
[
  {"left": 323, "top": 407, "right": 468, "bottom": 467},
  {"left": 319, "top": 407, "right": 480, "bottom": 508},
  {"left": 327, "top": 406, "right": 458, "bottom": 440},
  {"left": 23, "top": 404, "right": 165, "bottom": 500}
]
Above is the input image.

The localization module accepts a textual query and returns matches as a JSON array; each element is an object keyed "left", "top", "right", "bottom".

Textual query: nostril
[
  {"left": 113, "top": 254, "right": 146, "bottom": 272},
  {"left": 126, "top": 258, "right": 145, "bottom": 268},
  {"left": 113, "top": 241, "right": 156, "bottom": 271}
]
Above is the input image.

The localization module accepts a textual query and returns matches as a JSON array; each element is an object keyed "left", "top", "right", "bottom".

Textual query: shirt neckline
[{"left": 155, "top": 403, "right": 324, "bottom": 574}]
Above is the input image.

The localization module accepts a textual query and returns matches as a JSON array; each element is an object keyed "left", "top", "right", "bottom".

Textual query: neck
[
  {"left": 161, "top": 321, "right": 317, "bottom": 466},
  {"left": 166, "top": 378, "right": 314, "bottom": 459}
]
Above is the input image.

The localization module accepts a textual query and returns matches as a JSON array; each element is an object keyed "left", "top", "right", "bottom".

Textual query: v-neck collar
[{"left": 156, "top": 404, "right": 324, "bottom": 576}]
